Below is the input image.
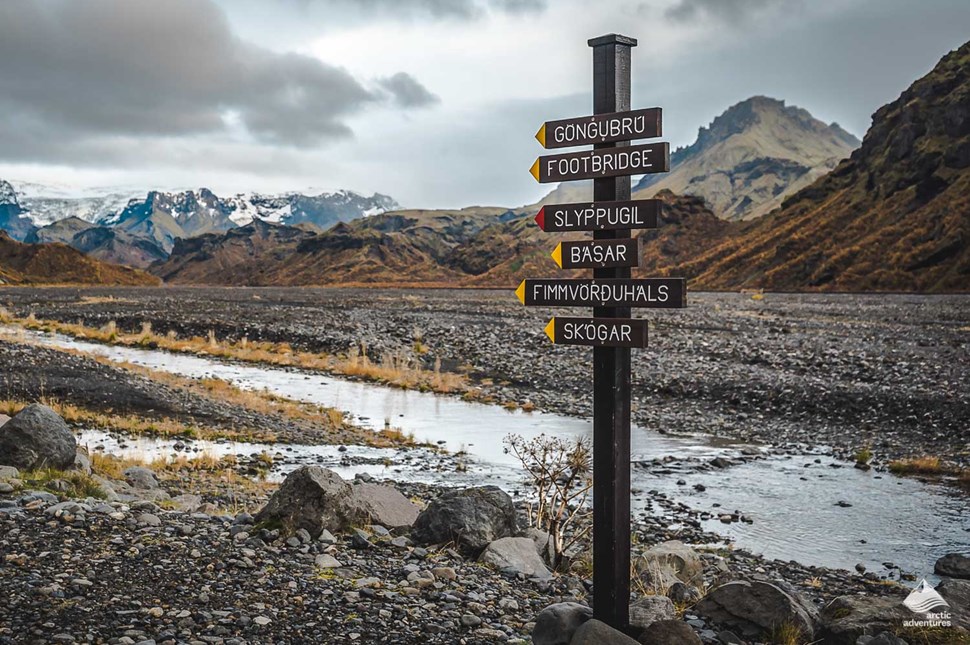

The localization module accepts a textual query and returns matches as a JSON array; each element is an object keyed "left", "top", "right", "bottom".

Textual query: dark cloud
[
  {"left": 303, "top": 0, "right": 546, "bottom": 20},
  {"left": 377, "top": 73, "right": 441, "bottom": 108},
  {"left": 0, "top": 0, "right": 436, "bottom": 160},
  {"left": 665, "top": 0, "right": 786, "bottom": 24}
]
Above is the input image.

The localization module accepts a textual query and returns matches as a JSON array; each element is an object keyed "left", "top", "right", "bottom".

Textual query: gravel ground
[{"left": 2, "top": 287, "right": 967, "bottom": 467}]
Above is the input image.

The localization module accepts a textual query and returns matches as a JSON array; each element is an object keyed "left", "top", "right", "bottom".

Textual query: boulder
[
  {"left": 0, "top": 414, "right": 9, "bottom": 427},
  {"left": 480, "top": 536, "right": 552, "bottom": 579},
  {"left": 0, "top": 404, "right": 76, "bottom": 470},
  {"left": 817, "top": 595, "right": 910, "bottom": 645},
  {"left": 936, "top": 577, "right": 970, "bottom": 630},
  {"left": 935, "top": 553, "right": 970, "bottom": 580},
  {"left": 350, "top": 482, "right": 420, "bottom": 530},
  {"left": 856, "top": 633, "right": 909, "bottom": 645},
  {"left": 629, "top": 595, "right": 676, "bottom": 631},
  {"left": 254, "top": 466, "right": 363, "bottom": 537},
  {"left": 170, "top": 494, "right": 203, "bottom": 513},
  {"left": 695, "top": 580, "right": 818, "bottom": 640},
  {"left": 523, "top": 526, "right": 556, "bottom": 564},
  {"left": 124, "top": 466, "right": 159, "bottom": 490},
  {"left": 636, "top": 620, "right": 702, "bottom": 645},
  {"left": 635, "top": 540, "right": 703, "bottom": 590},
  {"left": 410, "top": 485, "right": 519, "bottom": 553},
  {"left": 0, "top": 465, "right": 19, "bottom": 481},
  {"left": 570, "top": 619, "right": 640, "bottom": 645},
  {"left": 73, "top": 449, "right": 92, "bottom": 475},
  {"left": 532, "top": 602, "right": 593, "bottom": 645}
]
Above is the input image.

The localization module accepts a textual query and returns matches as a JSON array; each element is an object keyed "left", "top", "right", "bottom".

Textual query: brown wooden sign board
[
  {"left": 530, "top": 142, "right": 669, "bottom": 183},
  {"left": 535, "top": 107, "right": 662, "bottom": 149},
  {"left": 516, "top": 278, "right": 686, "bottom": 308},
  {"left": 544, "top": 316, "right": 648, "bottom": 347},
  {"left": 552, "top": 239, "right": 639, "bottom": 269},
  {"left": 535, "top": 199, "right": 660, "bottom": 232}
]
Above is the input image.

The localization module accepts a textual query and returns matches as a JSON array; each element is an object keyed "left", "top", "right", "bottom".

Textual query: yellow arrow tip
[
  {"left": 551, "top": 242, "right": 562, "bottom": 268},
  {"left": 544, "top": 318, "right": 555, "bottom": 343},
  {"left": 529, "top": 158, "right": 540, "bottom": 182},
  {"left": 535, "top": 124, "right": 546, "bottom": 147},
  {"left": 515, "top": 280, "right": 526, "bottom": 304}
]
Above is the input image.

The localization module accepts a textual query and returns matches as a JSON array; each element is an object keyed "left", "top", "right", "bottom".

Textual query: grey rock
[
  {"left": 570, "top": 619, "right": 640, "bottom": 645},
  {"left": 73, "top": 449, "right": 92, "bottom": 474},
  {"left": 935, "top": 553, "right": 970, "bottom": 580},
  {"left": 351, "top": 482, "right": 420, "bottom": 529},
  {"left": 411, "top": 485, "right": 519, "bottom": 554},
  {"left": 629, "top": 595, "right": 676, "bottom": 631},
  {"left": 635, "top": 540, "right": 703, "bottom": 590},
  {"left": 936, "top": 577, "right": 970, "bottom": 630},
  {"left": 0, "top": 404, "right": 76, "bottom": 470},
  {"left": 637, "top": 620, "right": 702, "bottom": 645},
  {"left": 314, "top": 554, "right": 342, "bottom": 569},
  {"left": 0, "top": 465, "right": 19, "bottom": 480},
  {"left": 253, "top": 466, "right": 363, "bottom": 537},
  {"left": 817, "top": 595, "right": 910, "bottom": 645},
  {"left": 532, "top": 603, "right": 593, "bottom": 645},
  {"left": 123, "top": 467, "right": 159, "bottom": 490},
  {"left": 0, "top": 414, "right": 9, "bottom": 427},
  {"left": 667, "top": 582, "right": 702, "bottom": 605},
  {"left": 695, "top": 580, "right": 818, "bottom": 640},
  {"left": 170, "top": 494, "right": 202, "bottom": 513},
  {"left": 479, "top": 537, "right": 552, "bottom": 579},
  {"left": 460, "top": 614, "right": 482, "bottom": 627},
  {"left": 136, "top": 513, "right": 161, "bottom": 527},
  {"left": 523, "top": 526, "right": 556, "bottom": 564}
]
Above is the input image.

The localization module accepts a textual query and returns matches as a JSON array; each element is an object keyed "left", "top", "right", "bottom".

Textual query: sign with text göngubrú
[
  {"left": 529, "top": 142, "right": 669, "bottom": 183},
  {"left": 535, "top": 108, "right": 662, "bottom": 149}
]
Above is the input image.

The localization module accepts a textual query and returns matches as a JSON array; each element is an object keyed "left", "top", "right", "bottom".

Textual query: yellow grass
[
  {"left": 889, "top": 456, "right": 943, "bottom": 475},
  {"left": 8, "top": 315, "right": 468, "bottom": 395}
]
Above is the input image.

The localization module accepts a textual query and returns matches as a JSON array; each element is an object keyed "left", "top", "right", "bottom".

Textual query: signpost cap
[{"left": 588, "top": 34, "right": 637, "bottom": 48}]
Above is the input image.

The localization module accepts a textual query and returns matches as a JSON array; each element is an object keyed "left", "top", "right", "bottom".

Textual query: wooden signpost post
[{"left": 518, "top": 33, "right": 686, "bottom": 632}]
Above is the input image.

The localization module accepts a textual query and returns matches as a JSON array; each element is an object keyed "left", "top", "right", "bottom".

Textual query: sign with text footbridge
[{"left": 529, "top": 142, "right": 669, "bottom": 183}]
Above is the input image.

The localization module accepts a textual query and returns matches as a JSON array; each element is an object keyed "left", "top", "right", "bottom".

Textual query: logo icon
[{"left": 903, "top": 579, "right": 950, "bottom": 614}]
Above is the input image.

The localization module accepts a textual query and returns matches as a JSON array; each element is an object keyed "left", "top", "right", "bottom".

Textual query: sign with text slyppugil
[
  {"left": 515, "top": 278, "right": 686, "bottom": 308},
  {"left": 552, "top": 239, "right": 639, "bottom": 269},
  {"left": 544, "top": 317, "right": 648, "bottom": 348},
  {"left": 535, "top": 200, "right": 660, "bottom": 232},
  {"left": 535, "top": 107, "right": 662, "bottom": 149},
  {"left": 529, "top": 142, "right": 670, "bottom": 183}
]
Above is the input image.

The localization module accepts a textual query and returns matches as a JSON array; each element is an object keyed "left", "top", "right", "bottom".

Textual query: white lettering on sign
[
  {"left": 552, "top": 205, "right": 644, "bottom": 229},
  {"left": 568, "top": 242, "right": 628, "bottom": 265},
  {"left": 553, "top": 114, "right": 648, "bottom": 144},
  {"left": 546, "top": 148, "right": 655, "bottom": 179},
  {"left": 562, "top": 321, "right": 633, "bottom": 343},
  {"left": 531, "top": 282, "right": 671, "bottom": 304}
]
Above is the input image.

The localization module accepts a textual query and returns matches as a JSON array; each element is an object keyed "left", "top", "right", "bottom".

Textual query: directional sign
[
  {"left": 535, "top": 200, "right": 660, "bottom": 232},
  {"left": 536, "top": 108, "right": 662, "bottom": 149},
  {"left": 516, "top": 278, "right": 686, "bottom": 308},
  {"left": 529, "top": 142, "right": 669, "bottom": 183},
  {"left": 552, "top": 239, "right": 639, "bottom": 269},
  {"left": 544, "top": 317, "right": 648, "bottom": 348}
]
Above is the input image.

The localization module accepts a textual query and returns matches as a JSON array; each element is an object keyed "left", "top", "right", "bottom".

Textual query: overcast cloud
[{"left": 0, "top": 0, "right": 968, "bottom": 208}]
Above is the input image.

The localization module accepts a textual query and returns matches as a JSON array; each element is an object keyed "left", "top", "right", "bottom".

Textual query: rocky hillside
[
  {"left": 153, "top": 208, "right": 508, "bottom": 285},
  {"left": 25, "top": 217, "right": 167, "bottom": 269},
  {"left": 540, "top": 97, "right": 859, "bottom": 221},
  {"left": 680, "top": 41, "right": 970, "bottom": 292},
  {"left": 0, "top": 181, "right": 38, "bottom": 241},
  {"left": 0, "top": 231, "right": 159, "bottom": 286}
]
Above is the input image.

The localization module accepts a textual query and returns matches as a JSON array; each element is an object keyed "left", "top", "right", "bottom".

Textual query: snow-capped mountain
[
  {"left": 0, "top": 180, "right": 39, "bottom": 241},
  {"left": 14, "top": 180, "right": 145, "bottom": 227},
  {"left": 222, "top": 190, "right": 399, "bottom": 228}
]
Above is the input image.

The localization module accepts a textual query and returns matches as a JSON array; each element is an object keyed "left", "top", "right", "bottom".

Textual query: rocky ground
[{"left": 2, "top": 287, "right": 967, "bottom": 468}]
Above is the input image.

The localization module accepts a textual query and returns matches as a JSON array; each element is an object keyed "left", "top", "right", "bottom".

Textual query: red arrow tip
[{"left": 534, "top": 207, "right": 545, "bottom": 231}]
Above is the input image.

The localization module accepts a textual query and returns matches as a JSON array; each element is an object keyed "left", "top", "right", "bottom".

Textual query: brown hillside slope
[
  {"left": 683, "top": 42, "right": 970, "bottom": 292},
  {"left": 0, "top": 231, "right": 159, "bottom": 286}
]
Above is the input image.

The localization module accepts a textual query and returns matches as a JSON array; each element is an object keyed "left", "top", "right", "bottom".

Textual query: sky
[{"left": 1, "top": 0, "right": 969, "bottom": 209}]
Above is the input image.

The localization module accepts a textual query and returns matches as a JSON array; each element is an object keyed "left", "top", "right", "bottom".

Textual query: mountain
[
  {"left": 109, "top": 189, "right": 238, "bottom": 253},
  {"left": 540, "top": 97, "right": 860, "bottom": 221},
  {"left": 0, "top": 181, "right": 38, "bottom": 241},
  {"left": 16, "top": 182, "right": 142, "bottom": 226},
  {"left": 153, "top": 207, "right": 508, "bottom": 285},
  {"left": 25, "top": 216, "right": 95, "bottom": 245},
  {"left": 222, "top": 190, "right": 399, "bottom": 229},
  {"left": 0, "top": 231, "right": 159, "bottom": 286},
  {"left": 25, "top": 217, "right": 168, "bottom": 268},
  {"left": 679, "top": 42, "right": 970, "bottom": 292}
]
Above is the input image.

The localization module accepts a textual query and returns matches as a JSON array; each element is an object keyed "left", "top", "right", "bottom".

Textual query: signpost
[
  {"left": 544, "top": 317, "right": 648, "bottom": 348},
  {"left": 551, "top": 239, "right": 639, "bottom": 269},
  {"left": 517, "top": 33, "right": 686, "bottom": 633},
  {"left": 529, "top": 142, "right": 669, "bottom": 183},
  {"left": 535, "top": 107, "right": 662, "bottom": 148},
  {"left": 535, "top": 200, "right": 660, "bottom": 232}
]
